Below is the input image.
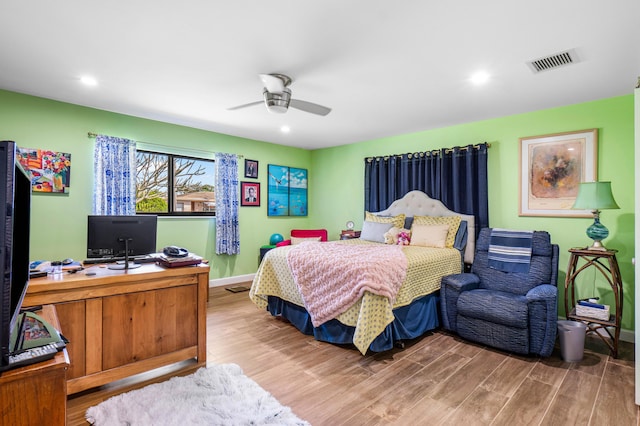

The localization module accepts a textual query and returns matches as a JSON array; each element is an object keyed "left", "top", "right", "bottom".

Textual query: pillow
[
  {"left": 453, "top": 220, "right": 468, "bottom": 251},
  {"left": 365, "top": 212, "right": 406, "bottom": 229},
  {"left": 360, "top": 220, "right": 395, "bottom": 243},
  {"left": 404, "top": 216, "right": 414, "bottom": 230},
  {"left": 410, "top": 224, "right": 450, "bottom": 248},
  {"left": 412, "top": 215, "right": 461, "bottom": 248},
  {"left": 291, "top": 236, "right": 322, "bottom": 245}
]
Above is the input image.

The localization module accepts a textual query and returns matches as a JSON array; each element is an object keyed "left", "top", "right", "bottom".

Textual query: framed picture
[
  {"left": 16, "top": 147, "right": 72, "bottom": 194},
  {"left": 267, "top": 164, "right": 289, "bottom": 216},
  {"left": 519, "top": 129, "right": 597, "bottom": 217},
  {"left": 241, "top": 181, "right": 260, "bottom": 207},
  {"left": 288, "top": 167, "right": 308, "bottom": 216},
  {"left": 244, "top": 159, "right": 258, "bottom": 179},
  {"left": 267, "top": 164, "right": 308, "bottom": 216}
]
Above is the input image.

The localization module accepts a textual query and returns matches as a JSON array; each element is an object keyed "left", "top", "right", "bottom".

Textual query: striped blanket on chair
[{"left": 488, "top": 228, "right": 533, "bottom": 273}]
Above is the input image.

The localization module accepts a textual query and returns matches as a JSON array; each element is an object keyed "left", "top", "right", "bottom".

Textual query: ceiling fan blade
[
  {"left": 259, "top": 73, "right": 287, "bottom": 94},
  {"left": 226, "top": 100, "right": 263, "bottom": 111},
  {"left": 289, "top": 99, "right": 332, "bottom": 116}
]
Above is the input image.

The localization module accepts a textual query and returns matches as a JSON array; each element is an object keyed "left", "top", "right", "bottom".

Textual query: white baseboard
[
  {"left": 619, "top": 328, "right": 634, "bottom": 343},
  {"left": 209, "top": 274, "right": 255, "bottom": 288},
  {"left": 560, "top": 315, "right": 634, "bottom": 343}
]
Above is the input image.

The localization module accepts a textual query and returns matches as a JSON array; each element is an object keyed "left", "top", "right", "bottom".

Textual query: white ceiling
[{"left": 1, "top": 1, "right": 639, "bottom": 150}]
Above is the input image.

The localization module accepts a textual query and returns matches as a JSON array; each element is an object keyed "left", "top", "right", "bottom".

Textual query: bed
[{"left": 249, "top": 190, "right": 476, "bottom": 354}]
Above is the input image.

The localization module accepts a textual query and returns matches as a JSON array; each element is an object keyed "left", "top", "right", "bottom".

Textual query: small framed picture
[
  {"left": 241, "top": 181, "right": 260, "bottom": 207},
  {"left": 244, "top": 159, "right": 258, "bottom": 179}
]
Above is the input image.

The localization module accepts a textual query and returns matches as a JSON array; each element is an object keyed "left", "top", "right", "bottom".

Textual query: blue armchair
[{"left": 440, "top": 228, "right": 559, "bottom": 357}]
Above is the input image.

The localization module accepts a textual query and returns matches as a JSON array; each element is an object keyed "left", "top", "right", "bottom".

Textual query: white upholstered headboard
[{"left": 374, "top": 190, "right": 476, "bottom": 264}]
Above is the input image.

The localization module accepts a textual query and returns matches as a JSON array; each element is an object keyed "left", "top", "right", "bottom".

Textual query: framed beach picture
[
  {"left": 267, "top": 164, "right": 289, "bottom": 216},
  {"left": 519, "top": 129, "right": 597, "bottom": 217},
  {"left": 240, "top": 181, "right": 260, "bottom": 206},
  {"left": 288, "top": 167, "right": 308, "bottom": 216},
  {"left": 267, "top": 164, "right": 308, "bottom": 216}
]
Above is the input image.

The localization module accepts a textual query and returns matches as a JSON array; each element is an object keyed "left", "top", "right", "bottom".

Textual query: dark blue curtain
[{"left": 364, "top": 143, "right": 489, "bottom": 238}]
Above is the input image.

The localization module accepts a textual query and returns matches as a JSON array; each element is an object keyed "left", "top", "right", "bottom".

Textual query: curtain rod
[
  {"left": 365, "top": 142, "right": 490, "bottom": 162},
  {"left": 87, "top": 132, "right": 243, "bottom": 158}
]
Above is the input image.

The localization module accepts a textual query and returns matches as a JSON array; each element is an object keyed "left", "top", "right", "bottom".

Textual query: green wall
[
  {"left": 1, "top": 89, "right": 635, "bottom": 329},
  {"left": 310, "top": 95, "right": 635, "bottom": 330},
  {"left": 0, "top": 89, "right": 312, "bottom": 280}
]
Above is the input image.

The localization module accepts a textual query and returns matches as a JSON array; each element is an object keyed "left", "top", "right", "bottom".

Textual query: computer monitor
[
  {"left": 86, "top": 215, "right": 158, "bottom": 270},
  {"left": 0, "top": 141, "right": 32, "bottom": 370}
]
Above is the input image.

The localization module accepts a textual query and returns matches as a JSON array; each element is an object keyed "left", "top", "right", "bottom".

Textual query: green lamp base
[{"left": 585, "top": 216, "right": 609, "bottom": 251}]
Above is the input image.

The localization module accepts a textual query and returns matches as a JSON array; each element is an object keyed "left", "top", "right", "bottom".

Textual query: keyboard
[
  {"left": 8, "top": 343, "right": 60, "bottom": 369},
  {"left": 83, "top": 255, "right": 158, "bottom": 265}
]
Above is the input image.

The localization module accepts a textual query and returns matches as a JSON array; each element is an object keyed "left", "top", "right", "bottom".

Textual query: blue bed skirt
[{"left": 266, "top": 292, "right": 440, "bottom": 353}]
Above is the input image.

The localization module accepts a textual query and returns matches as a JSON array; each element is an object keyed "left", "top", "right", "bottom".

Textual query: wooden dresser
[
  {"left": 22, "top": 263, "right": 209, "bottom": 395},
  {"left": 0, "top": 305, "right": 69, "bottom": 426}
]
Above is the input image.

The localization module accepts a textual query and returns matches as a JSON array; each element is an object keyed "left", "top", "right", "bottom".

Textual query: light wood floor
[{"left": 69, "top": 285, "right": 638, "bottom": 425}]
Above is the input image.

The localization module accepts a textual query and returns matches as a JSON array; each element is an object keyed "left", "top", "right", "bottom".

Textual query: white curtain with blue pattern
[
  {"left": 215, "top": 153, "right": 240, "bottom": 255},
  {"left": 93, "top": 135, "right": 137, "bottom": 215}
]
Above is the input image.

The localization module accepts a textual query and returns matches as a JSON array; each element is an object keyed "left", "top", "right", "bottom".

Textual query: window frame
[{"left": 135, "top": 149, "right": 216, "bottom": 217}]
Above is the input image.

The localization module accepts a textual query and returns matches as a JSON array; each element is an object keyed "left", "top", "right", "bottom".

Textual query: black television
[
  {"left": 0, "top": 141, "right": 31, "bottom": 371},
  {"left": 86, "top": 215, "right": 158, "bottom": 270}
]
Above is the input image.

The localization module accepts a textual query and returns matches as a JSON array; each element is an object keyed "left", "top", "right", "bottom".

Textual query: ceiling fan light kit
[
  {"left": 263, "top": 88, "right": 291, "bottom": 114},
  {"left": 228, "top": 73, "right": 331, "bottom": 116}
]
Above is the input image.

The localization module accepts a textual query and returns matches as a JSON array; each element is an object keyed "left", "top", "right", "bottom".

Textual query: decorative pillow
[
  {"left": 365, "top": 212, "right": 406, "bottom": 229},
  {"left": 360, "top": 220, "right": 395, "bottom": 244},
  {"left": 291, "top": 236, "right": 322, "bottom": 245},
  {"left": 412, "top": 215, "right": 461, "bottom": 248},
  {"left": 410, "top": 224, "right": 450, "bottom": 248},
  {"left": 404, "top": 216, "right": 414, "bottom": 230},
  {"left": 383, "top": 227, "right": 401, "bottom": 244}
]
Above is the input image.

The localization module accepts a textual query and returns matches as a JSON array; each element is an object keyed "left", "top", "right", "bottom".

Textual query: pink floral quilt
[{"left": 286, "top": 241, "right": 407, "bottom": 327}]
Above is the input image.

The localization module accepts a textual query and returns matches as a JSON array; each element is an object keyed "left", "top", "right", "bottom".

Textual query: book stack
[
  {"left": 575, "top": 300, "right": 610, "bottom": 321},
  {"left": 158, "top": 253, "right": 203, "bottom": 268}
]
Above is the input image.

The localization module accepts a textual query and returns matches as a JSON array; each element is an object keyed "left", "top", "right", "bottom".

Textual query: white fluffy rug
[{"left": 86, "top": 363, "right": 309, "bottom": 426}]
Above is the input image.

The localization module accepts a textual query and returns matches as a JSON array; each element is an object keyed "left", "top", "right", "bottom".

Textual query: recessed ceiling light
[
  {"left": 280, "top": 125, "right": 290, "bottom": 133},
  {"left": 80, "top": 76, "right": 98, "bottom": 86},
  {"left": 470, "top": 71, "right": 490, "bottom": 85}
]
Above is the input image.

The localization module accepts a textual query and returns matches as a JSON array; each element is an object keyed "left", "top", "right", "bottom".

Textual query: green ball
[{"left": 269, "top": 233, "right": 284, "bottom": 245}]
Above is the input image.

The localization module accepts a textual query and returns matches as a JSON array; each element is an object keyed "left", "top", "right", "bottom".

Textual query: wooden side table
[
  {"left": 259, "top": 245, "right": 276, "bottom": 263},
  {"left": 563, "top": 248, "right": 623, "bottom": 357}
]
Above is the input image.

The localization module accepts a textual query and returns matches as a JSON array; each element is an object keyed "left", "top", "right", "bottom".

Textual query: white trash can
[{"left": 557, "top": 320, "right": 587, "bottom": 362}]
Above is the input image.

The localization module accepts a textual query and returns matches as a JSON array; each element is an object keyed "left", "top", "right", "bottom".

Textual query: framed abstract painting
[
  {"left": 519, "top": 129, "right": 597, "bottom": 217},
  {"left": 16, "top": 147, "right": 72, "bottom": 194}
]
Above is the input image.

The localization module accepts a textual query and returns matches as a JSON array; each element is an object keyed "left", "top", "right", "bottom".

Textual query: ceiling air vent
[{"left": 527, "top": 49, "right": 579, "bottom": 73}]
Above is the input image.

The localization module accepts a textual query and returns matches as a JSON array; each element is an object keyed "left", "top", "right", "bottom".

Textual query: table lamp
[{"left": 571, "top": 181, "right": 619, "bottom": 250}]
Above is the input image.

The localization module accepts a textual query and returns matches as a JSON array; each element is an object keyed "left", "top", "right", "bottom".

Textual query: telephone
[{"left": 162, "top": 246, "right": 189, "bottom": 258}]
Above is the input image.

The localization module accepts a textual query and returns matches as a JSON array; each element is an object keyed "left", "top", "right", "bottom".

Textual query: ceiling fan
[{"left": 227, "top": 73, "right": 331, "bottom": 116}]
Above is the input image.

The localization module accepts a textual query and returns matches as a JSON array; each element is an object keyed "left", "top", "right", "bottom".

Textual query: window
[{"left": 135, "top": 150, "right": 216, "bottom": 216}]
